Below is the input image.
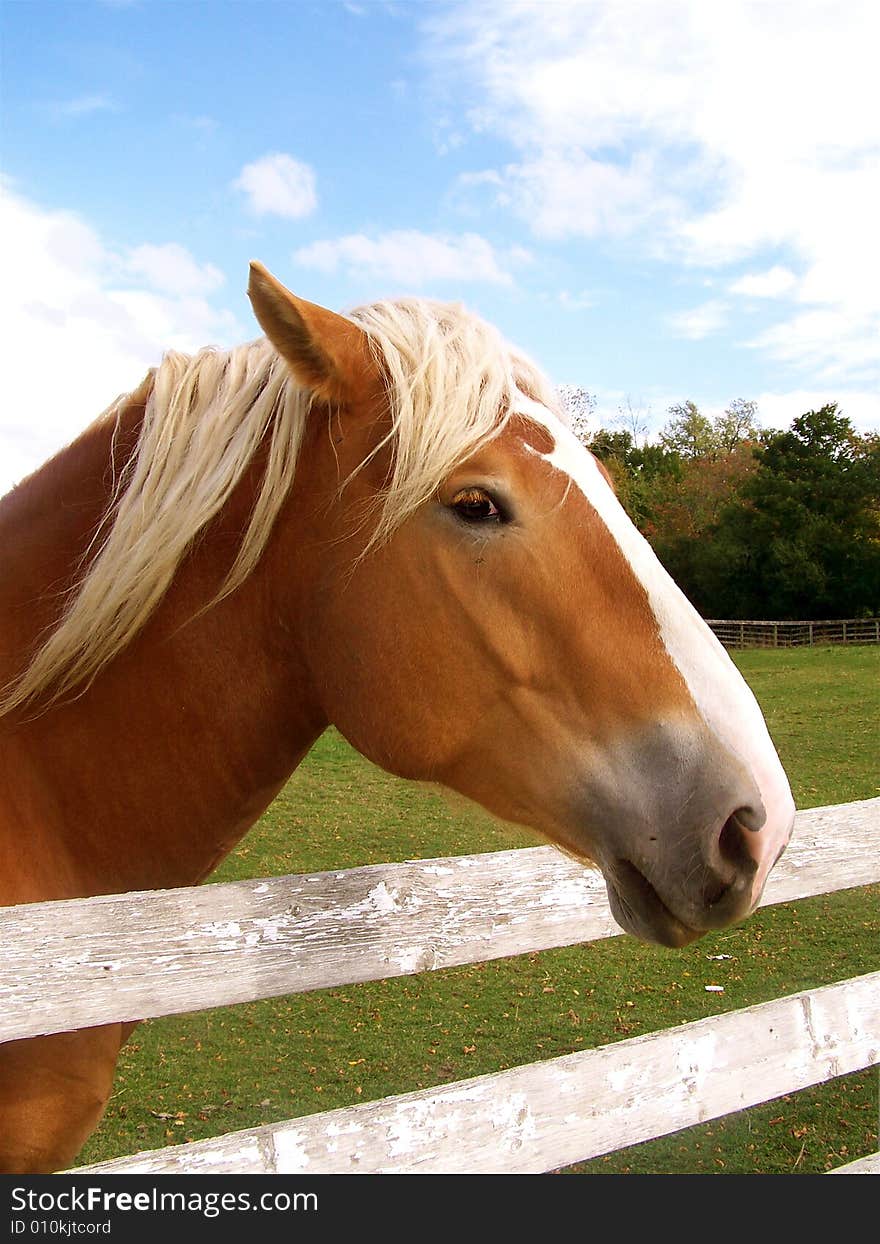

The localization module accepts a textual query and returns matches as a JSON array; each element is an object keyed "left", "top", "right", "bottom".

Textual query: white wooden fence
[
  {"left": 707, "top": 618, "right": 880, "bottom": 648},
  {"left": 1, "top": 798, "right": 878, "bottom": 1174}
]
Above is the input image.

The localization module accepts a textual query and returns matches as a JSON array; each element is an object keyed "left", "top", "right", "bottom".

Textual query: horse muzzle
[{"left": 570, "top": 725, "right": 795, "bottom": 948}]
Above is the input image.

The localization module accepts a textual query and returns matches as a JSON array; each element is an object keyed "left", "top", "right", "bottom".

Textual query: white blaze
[{"left": 513, "top": 392, "right": 795, "bottom": 901}]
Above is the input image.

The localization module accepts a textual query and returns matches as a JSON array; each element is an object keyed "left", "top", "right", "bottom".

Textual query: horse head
[{"left": 248, "top": 263, "right": 795, "bottom": 948}]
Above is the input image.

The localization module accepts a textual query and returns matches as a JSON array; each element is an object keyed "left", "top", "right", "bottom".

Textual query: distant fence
[
  {"left": 707, "top": 618, "right": 880, "bottom": 649},
  {"left": 0, "top": 799, "right": 878, "bottom": 1174}
]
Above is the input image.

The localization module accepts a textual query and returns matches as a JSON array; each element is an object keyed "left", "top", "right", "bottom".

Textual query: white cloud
[
  {"left": 52, "top": 94, "right": 116, "bottom": 118},
  {"left": 467, "top": 149, "right": 669, "bottom": 240},
  {"left": 233, "top": 153, "right": 317, "bottom": 219},
  {"left": 293, "top": 229, "right": 522, "bottom": 287},
  {"left": 0, "top": 187, "right": 242, "bottom": 496},
  {"left": 424, "top": 0, "right": 880, "bottom": 385},
  {"left": 124, "top": 243, "right": 225, "bottom": 297},
  {"left": 756, "top": 389, "right": 879, "bottom": 436},
  {"left": 730, "top": 267, "right": 798, "bottom": 299},
  {"left": 749, "top": 310, "right": 879, "bottom": 385},
  {"left": 667, "top": 300, "right": 728, "bottom": 340},
  {"left": 556, "top": 289, "right": 596, "bottom": 312},
  {"left": 173, "top": 113, "right": 219, "bottom": 136}
]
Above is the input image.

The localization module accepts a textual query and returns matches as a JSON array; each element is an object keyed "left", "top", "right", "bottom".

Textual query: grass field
[{"left": 76, "top": 645, "right": 879, "bottom": 1172}]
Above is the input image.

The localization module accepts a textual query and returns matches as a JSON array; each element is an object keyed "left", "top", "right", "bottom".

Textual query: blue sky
[{"left": 2, "top": 0, "right": 878, "bottom": 493}]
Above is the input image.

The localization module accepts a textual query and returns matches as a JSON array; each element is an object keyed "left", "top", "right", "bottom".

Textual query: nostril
[
  {"left": 718, "top": 808, "right": 761, "bottom": 876},
  {"left": 731, "top": 801, "right": 767, "bottom": 833}
]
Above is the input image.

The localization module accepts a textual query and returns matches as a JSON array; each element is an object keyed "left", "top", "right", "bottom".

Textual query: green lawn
[{"left": 76, "top": 645, "right": 879, "bottom": 1172}]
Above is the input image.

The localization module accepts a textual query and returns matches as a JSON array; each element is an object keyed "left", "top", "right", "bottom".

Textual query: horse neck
[{"left": 0, "top": 397, "right": 328, "bottom": 902}]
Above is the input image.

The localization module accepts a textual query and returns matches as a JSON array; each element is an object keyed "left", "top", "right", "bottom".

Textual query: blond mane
[{"left": 1, "top": 298, "right": 557, "bottom": 716}]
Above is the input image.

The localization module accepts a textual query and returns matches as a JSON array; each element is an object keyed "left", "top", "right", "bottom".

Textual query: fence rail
[
  {"left": 707, "top": 617, "right": 880, "bottom": 648},
  {"left": 1, "top": 798, "right": 878, "bottom": 1174},
  {"left": 2, "top": 800, "right": 877, "bottom": 1044},
  {"left": 82, "top": 971, "right": 880, "bottom": 1175}
]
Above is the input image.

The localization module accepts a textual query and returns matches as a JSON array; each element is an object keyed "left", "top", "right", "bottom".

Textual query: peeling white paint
[
  {"left": 249, "top": 918, "right": 286, "bottom": 944},
  {"left": 396, "top": 946, "right": 438, "bottom": 973},
  {"left": 53, "top": 954, "right": 92, "bottom": 968},
  {"left": 607, "top": 1065, "right": 636, "bottom": 1094},
  {"left": 368, "top": 882, "right": 401, "bottom": 913},
  {"left": 675, "top": 1033, "right": 718, "bottom": 1095},
  {"left": 489, "top": 1093, "right": 537, "bottom": 1152},
  {"left": 273, "top": 1128, "right": 312, "bottom": 1173},
  {"left": 538, "top": 877, "right": 590, "bottom": 909},
  {"left": 201, "top": 920, "right": 243, "bottom": 939},
  {"left": 386, "top": 1100, "right": 447, "bottom": 1158}
]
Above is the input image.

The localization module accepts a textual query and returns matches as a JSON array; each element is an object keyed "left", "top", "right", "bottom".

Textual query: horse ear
[{"left": 247, "top": 261, "right": 371, "bottom": 402}]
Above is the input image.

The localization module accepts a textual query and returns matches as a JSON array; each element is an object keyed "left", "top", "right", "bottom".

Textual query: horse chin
[{"left": 605, "top": 860, "right": 705, "bottom": 949}]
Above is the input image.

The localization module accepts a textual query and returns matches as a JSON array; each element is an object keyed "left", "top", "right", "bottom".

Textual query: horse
[{"left": 0, "top": 261, "right": 795, "bottom": 1172}]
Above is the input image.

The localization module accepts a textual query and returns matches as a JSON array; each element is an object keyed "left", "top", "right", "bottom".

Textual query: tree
[
  {"left": 557, "top": 385, "right": 597, "bottom": 445},
  {"left": 659, "top": 401, "right": 718, "bottom": 458},
  {"left": 588, "top": 429, "right": 683, "bottom": 531},
  {"left": 590, "top": 427, "right": 634, "bottom": 463},
  {"left": 715, "top": 399, "right": 760, "bottom": 454},
  {"left": 706, "top": 405, "right": 880, "bottom": 618},
  {"left": 582, "top": 397, "right": 878, "bottom": 620},
  {"left": 614, "top": 396, "right": 651, "bottom": 446}
]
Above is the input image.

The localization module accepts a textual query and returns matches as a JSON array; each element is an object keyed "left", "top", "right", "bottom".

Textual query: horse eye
[{"left": 450, "top": 488, "right": 503, "bottom": 523}]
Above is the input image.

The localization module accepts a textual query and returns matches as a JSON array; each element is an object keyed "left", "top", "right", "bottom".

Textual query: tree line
[{"left": 566, "top": 394, "right": 880, "bottom": 620}]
